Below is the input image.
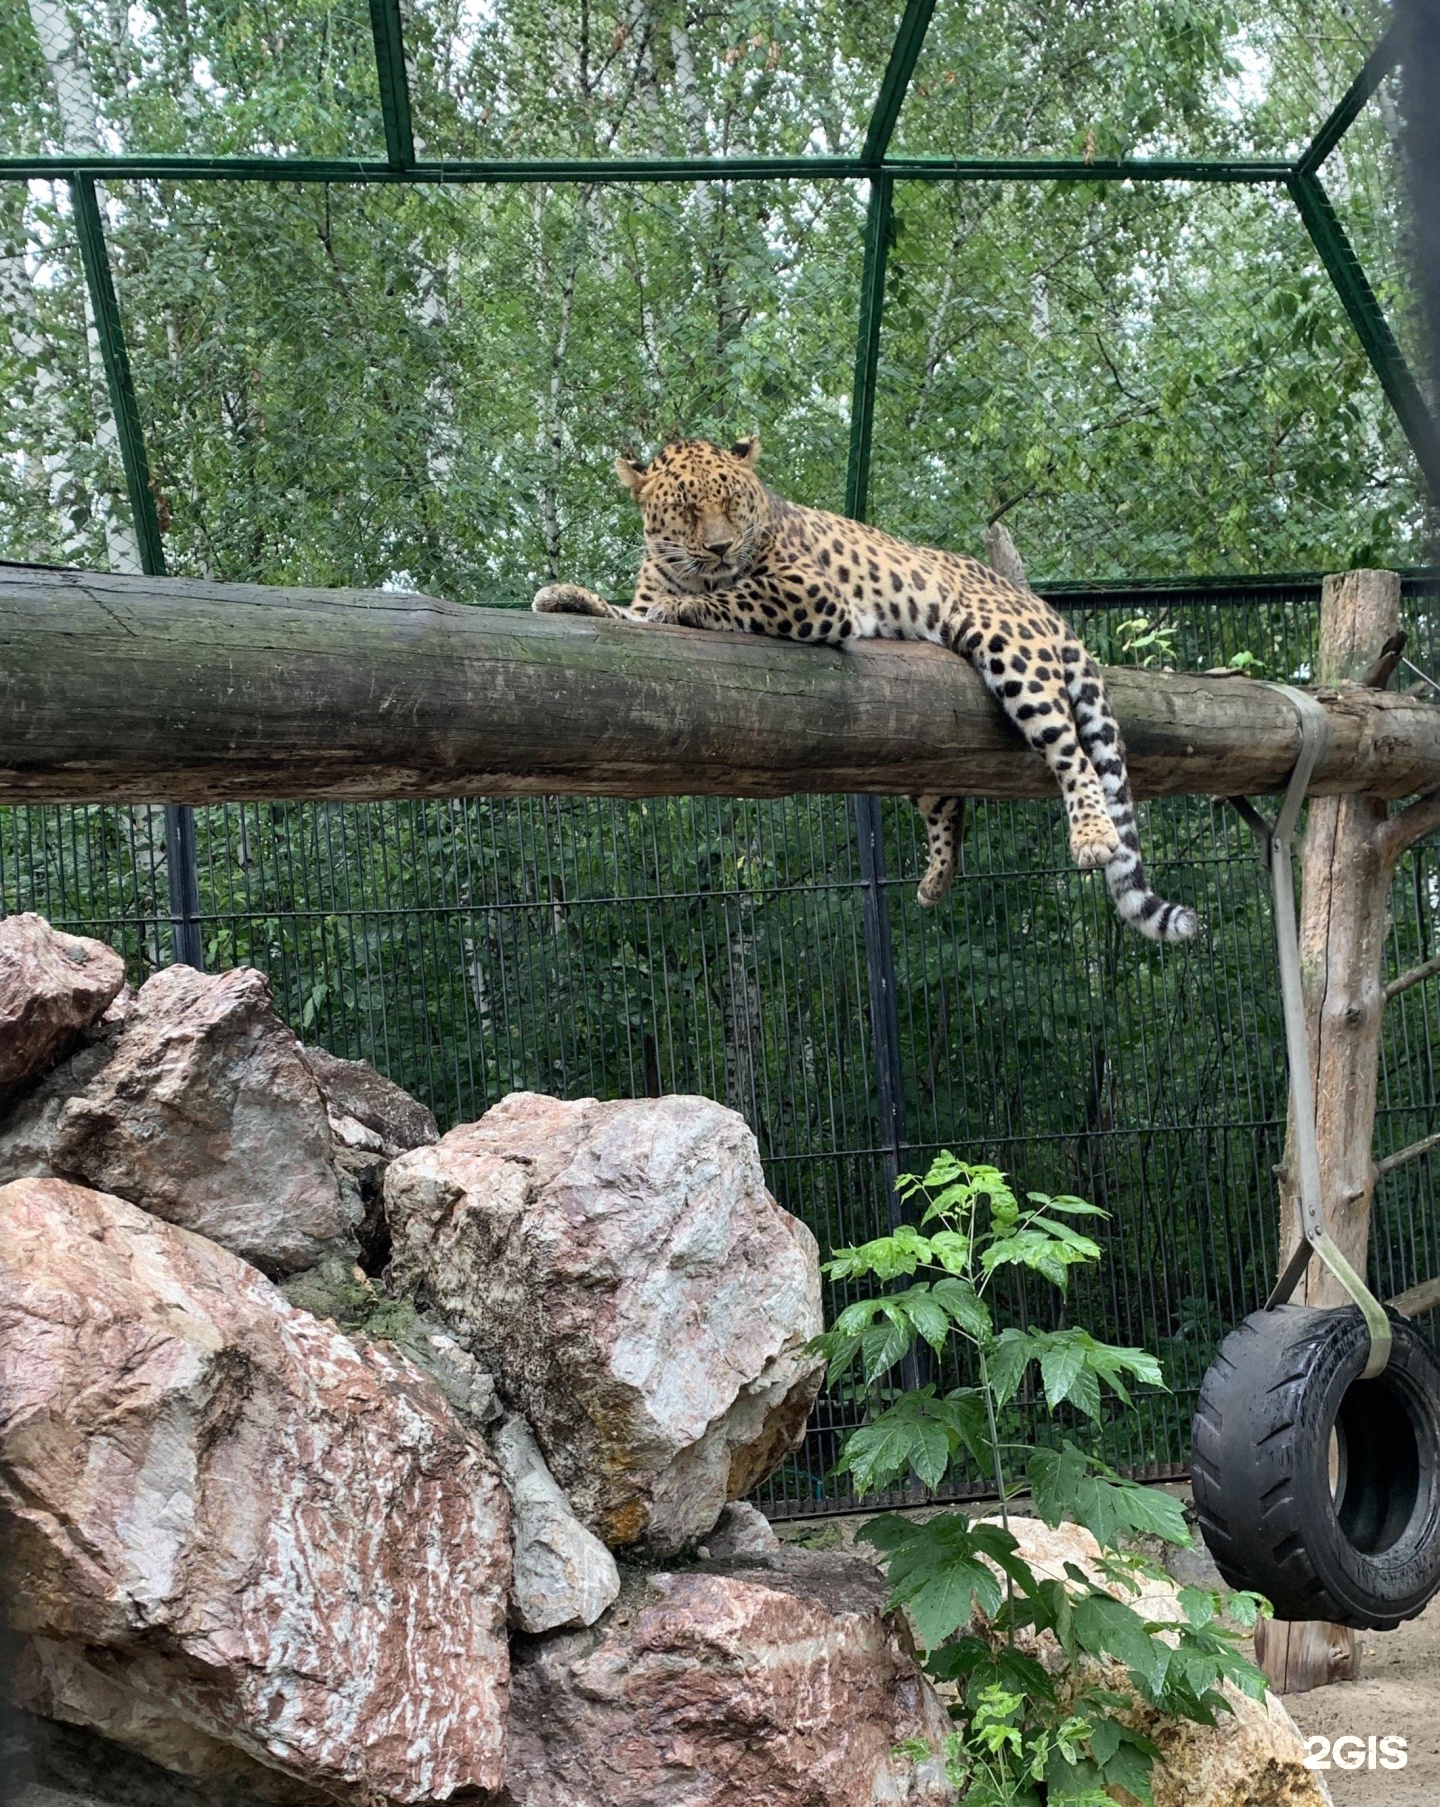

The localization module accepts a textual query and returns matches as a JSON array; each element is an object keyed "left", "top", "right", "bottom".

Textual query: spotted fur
[{"left": 535, "top": 437, "right": 1197, "bottom": 943}]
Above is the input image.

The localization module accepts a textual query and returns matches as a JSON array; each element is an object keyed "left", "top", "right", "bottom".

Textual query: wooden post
[{"left": 1260, "top": 570, "right": 1440, "bottom": 1694}]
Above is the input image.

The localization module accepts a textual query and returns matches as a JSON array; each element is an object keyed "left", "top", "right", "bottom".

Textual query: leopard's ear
[
  {"left": 615, "top": 453, "right": 649, "bottom": 496},
  {"left": 730, "top": 434, "right": 760, "bottom": 468}
]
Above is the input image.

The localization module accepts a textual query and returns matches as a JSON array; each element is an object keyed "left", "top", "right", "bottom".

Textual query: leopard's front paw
[{"left": 532, "top": 583, "right": 614, "bottom": 617}]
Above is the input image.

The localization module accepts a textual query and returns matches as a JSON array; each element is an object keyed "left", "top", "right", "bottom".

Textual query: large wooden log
[{"left": 4, "top": 563, "right": 1440, "bottom": 806}]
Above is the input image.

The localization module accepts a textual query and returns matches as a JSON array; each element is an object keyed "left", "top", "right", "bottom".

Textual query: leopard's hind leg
[{"left": 911, "top": 794, "right": 966, "bottom": 905}]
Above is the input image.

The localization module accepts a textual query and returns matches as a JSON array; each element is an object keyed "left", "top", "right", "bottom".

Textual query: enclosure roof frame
[{"left": 3, "top": 0, "right": 1435, "bottom": 580}]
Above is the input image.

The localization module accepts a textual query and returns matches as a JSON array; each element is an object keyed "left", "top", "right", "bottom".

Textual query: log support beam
[{"left": 5, "top": 565, "right": 1440, "bottom": 807}]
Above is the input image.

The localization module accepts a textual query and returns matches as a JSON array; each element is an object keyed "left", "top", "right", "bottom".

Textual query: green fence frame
[{"left": 6, "top": 2, "right": 1435, "bottom": 576}]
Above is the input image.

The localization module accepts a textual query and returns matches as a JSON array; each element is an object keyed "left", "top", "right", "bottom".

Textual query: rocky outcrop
[
  {"left": 301, "top": 1044, "right": 438, "bottom": 1156},
  {"left": 385, "top": 1091, "right": 825, "bottom": 1552},
  {"left": 0, "top": 1176, "right": 512, "bottom": 1805},
  {"left": 492, "top": 1412, "right": 622, "bottom": 1634},
  {"left": 301, "top": 1046, "right": 438, "bottom": 1269},
  {"left": 0, "top": 914, "right": 125, "bottom": 1093},
  {"left": 0, "top": 965, "right": 356, "bottom": 1276},
  {"left": 976, "top": 1517, "right": 1331, "bottom": 1807},
  {"left": 503, "top": 1551, "right": 955, "bottom": 1805}
]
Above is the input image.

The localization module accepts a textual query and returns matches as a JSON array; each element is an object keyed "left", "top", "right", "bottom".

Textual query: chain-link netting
[
  {"left": 0, "top": 183, "right": 141, "bottom": 568},
  {"left": 86, "top": 173, "right": 859, "bottom": 596},
  {"left": 869, "top": 176, "right": 1428, "bottom": 579},
  {"left": 398, "top": 0, "right": 899, "bottom": 163},
  {"left": 1321, "top": 65, "right": 1431, "bottom": 406}
]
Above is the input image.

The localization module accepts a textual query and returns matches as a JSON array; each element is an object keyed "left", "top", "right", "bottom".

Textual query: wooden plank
[
  {"left": 4, "top": 563, "right": 1440, "bottom": 806},
  {"left": 1255, "top": 1615, "right": 1361, "bottom": 1694}
]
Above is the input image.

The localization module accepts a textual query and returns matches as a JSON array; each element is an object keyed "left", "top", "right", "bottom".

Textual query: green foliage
[
  {"left": 811, "top": 1152, "right": 1271, "bottom": 1805},
  {"left": 1, "top": 0, "right": 1430, "bottom": 584}
]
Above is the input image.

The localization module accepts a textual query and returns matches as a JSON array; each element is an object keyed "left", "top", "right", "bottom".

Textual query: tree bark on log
[
  {"left": 1277, "top": 572, "right": 1405, "bottom": 1309},
  {"left": 5, "top": 564, "right": 1440, "bottom": 807}
]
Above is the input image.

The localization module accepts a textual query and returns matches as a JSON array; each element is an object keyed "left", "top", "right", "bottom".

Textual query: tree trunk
[
  {"left": 1277, "top": 570, "right": 1404, "bottom": 1304},
  {"left": 7, "top": 564, "right": 1440, "bottom": 808}
]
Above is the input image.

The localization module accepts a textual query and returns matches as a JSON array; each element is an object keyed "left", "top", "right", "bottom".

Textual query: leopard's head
[{"left": 616, "top": 436, "right": 770, "bottom": 584}]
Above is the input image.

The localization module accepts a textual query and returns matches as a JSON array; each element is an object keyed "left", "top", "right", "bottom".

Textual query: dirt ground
[{"left": 1282, "top": 1600, "right": 1440, "bottom": 1806}]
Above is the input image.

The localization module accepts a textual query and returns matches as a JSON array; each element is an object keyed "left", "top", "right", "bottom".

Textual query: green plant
[
  {"left": 1115, "top": 614, "right": 1179, "bottom": 668},
  {"left": 811, "top": 1154, "right": 1269, "bottom": 1806}
]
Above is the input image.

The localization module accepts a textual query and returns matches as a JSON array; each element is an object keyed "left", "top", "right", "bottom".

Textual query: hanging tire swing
[
  {"left": 1193, "top": 1305, "right": 1440, "bottom": 1629},
  {"left": 1191, "top": 688, "right": 1440, "bottom": 1631}
]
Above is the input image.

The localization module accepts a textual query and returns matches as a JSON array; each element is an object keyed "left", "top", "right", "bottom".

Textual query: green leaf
[
  {"left": 860, "top": 1312, "right": 913, "bottom": 1382},
  {"left": 1072, "top": 1595, "right": 1170, "bottom": 1695},
  {"left": 1100, "top": 1737, "right": 1156, "bottom": 1805},
  {"left": 930, "top": 1274, "right": 992, "bottom": 1339},
  {"left": 868, "top": 1514, "right": 1006, "bottom": 1648},
  {"left": 987, "top": 1327, "right": 1036, "bottom": 1406},
  {"left": 1030, "top": 1193, "right": 1110, "bottom": 1218},
  {"left": 928, "top": 1387, "right": 992, "bottom": 1465},
  {"left": 1039, "top": 1338, "right": 1087, "bottom": 1410}
]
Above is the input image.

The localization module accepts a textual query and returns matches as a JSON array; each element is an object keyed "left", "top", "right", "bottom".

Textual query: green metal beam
[
  {"left": 862, "top": 0, "right": 937, "bottom": 168},
  {"left": 0, "top": 153, "right": 1293, "bottom": 187},
  {"left": 845, "top": 173, "right": 894, "bottom": 522},
  {"left": 884, "top": 156, "right": 1292, "bottom": 183},
  {"left": 1289, "top": 170, "right": 1440, "bottom": 501},
  {"left": 368, "top": 0, "right": 415, "bottom": 170},
  {"left": 69, "top": 176, "right": 166, "bottom": 576},
  {"left": 1297, "top": 20, "right": 1399, "bottom": 177}
]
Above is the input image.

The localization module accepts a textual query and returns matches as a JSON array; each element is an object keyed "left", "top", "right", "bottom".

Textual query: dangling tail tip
[{"left": 1162, "top": 904, "right": 1199, "bottom": 943}]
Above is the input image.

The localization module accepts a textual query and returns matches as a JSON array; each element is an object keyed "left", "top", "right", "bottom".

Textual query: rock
[
  {"left": 0, "top": 914, "right": 126, "bottom": 1094},
  {"left": 974, "top": 1516, "right": 1331, "bottom": 1807},
  {"left": 503, "top": 1550, "right": 955, "bottom": 1805},
  {"left": 0, "top": 1176, "right": 511, "bottom": 1805},
  {"left": 301, "top": 1045, "right": 438, "bottom": 1156},
  {"left": 0, "top": 965, "right": 356, "bottom": 1276},
  {"left": 385, "top": 1091, "right": 825, "bottom": 1552},
  {"left": 491, "top": 1411, "right": 621, "bottom": 1634},
  {"left": 299, "top": 1046, "right": 436, "bottom": 1272},
  {"left": 276, "top": 1255, "right": 501, "bottom": 1426},
  {"left": 704, "top": 1499, "right": 784, "bottom": 1562}
]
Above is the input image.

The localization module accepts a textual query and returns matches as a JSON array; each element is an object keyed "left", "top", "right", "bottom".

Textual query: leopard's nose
[{"left": 706, "top": 536, "right": 733, "bottom": 558}]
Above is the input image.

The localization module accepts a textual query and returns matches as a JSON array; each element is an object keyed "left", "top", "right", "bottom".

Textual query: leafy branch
[{"left": 808, "top": 1153, "right": 1270, "bottom": 1806}]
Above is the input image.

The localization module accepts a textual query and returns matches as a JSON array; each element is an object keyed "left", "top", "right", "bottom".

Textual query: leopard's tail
[{"left": 1065, "top": 645, "right": 1198, "bottom": 944}]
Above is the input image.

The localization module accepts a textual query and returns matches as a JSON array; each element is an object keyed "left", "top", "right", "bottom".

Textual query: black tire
[{"left": 1191, "top": 1304, "right": 1440, "bottom": 1630}]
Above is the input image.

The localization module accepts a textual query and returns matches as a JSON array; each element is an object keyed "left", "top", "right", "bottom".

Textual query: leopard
[{"left": 534, "top": 435, "right": 1197, "bottom": 943}]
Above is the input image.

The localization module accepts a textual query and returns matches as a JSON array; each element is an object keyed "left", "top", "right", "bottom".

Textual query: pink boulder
[
  {"left": 0, "top": 1176, "right": 511, "bottom": 1804},
  {"left": 0, "top": 914, "right": 125, "bottom": 1092},
  {"left": 0, "top": 965, "right": 355, "bottom": 1275},
  {"left": 503, "top": 1553, "right": 955, "bottom": 1804}
]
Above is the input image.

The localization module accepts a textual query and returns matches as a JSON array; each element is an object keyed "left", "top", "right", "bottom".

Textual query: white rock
[
  {"left": 705, "top": 1498, "right": 784, "bottom": 1561},
  {"left": 384, "top": 1091, "right": 825, "bottom": 1553},
  {"left": 491, "top": 1411, "right": 621, "bottom": 1634}
]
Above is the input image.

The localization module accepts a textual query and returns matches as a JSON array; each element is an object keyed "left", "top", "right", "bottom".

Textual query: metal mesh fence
[{"left": 5, "top": 572, "right": 1437, "bottom": 1517}]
